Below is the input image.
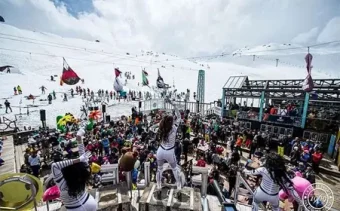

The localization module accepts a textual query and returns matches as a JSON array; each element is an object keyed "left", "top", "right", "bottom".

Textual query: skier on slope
[
  {"left": 70, "top": 89, "right": 74, "bottom": 97},
  {"left": 40, "top": 86, "right": 47, "bottom": 94},
  {"left": 17, "top": 85, "right": 22, "bottom": 94},
  {"left": 48, "top": 94, "right": 53, "bottom": 104},
  {"left": 4, "top": 100, "right": 12, "bottom": 113},
  {"left": 63, "top": 93, "right": 68, "bottom": 102}
]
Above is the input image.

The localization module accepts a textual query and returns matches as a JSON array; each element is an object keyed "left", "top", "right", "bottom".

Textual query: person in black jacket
[
  {"left": 182, "top": 138, "right": 190, "bottom": 163},
  {"left": 4, "top": 100, "right": 12, "bottom": 113}
]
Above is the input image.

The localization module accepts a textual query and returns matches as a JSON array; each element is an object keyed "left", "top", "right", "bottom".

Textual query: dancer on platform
[
  {"left": 51, "top": 126, "right": 97, "bottom": 211},
  {"left": 156, "top": 98, "right": 183, "bottom": 190},
  {"left": 243, "top": 153, "right": 303, "bottom": 211}
]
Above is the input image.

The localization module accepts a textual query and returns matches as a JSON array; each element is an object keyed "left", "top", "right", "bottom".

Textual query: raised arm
[
  {"left": 167, "top": 99, "right": 181, "bottom": 127},
  {"left": 76, "top": 126, "right": 86, "bottom": 155},
  {"left": 243, "top": 166, "right": 265, "bottom": 176},
  {"left": 51, "top": 158, "right": 81, "bottom": 185}
]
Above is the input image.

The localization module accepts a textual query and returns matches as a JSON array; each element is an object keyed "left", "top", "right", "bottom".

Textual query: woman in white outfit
[
  {"left": 51, "top": 127, "right": 97, "bottom": 211},
  {"left": 156, "top": 99, "right": 182, "bottom": 190},
  {"left": 243, "top": 153, "right": 302, "bottom": 211}
]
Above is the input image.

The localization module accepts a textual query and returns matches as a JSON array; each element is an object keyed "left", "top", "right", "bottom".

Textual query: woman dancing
[
  {"left": 156, "top": 99, "right": 182, "bottom": 190},
  {"left": 51, "top": 126, "right": 97, "bottom": 211},
  {"left": 243, "top": 153, "right": 302, "bottom": 211}
]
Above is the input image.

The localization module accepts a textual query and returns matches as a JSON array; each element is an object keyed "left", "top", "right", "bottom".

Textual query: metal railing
[
  {"left": 234, "top": 172, "right": 267, "bottom": 211},
  {"left": 142, "top": 99, "right": 221, "bottom": 116}
]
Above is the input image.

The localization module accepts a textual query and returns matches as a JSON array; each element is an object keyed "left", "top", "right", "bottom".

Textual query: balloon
[
  {"left": 279, "top": 175, "right": 313, "bottom": 202},
  {"left": 56, "top": 115, "right": 63, "bottom": 124},
  {"left": 86, "top": 119, "right": 94, "bottom": 130},
  {"left": 43, "top": 185, "right": 60, "bottom": 202},
  {"left": 119, "top": 151, "right": 138, "bottom": 172},
  {"left": 89, "top": 110, "right": 101, "bottom": 121}
]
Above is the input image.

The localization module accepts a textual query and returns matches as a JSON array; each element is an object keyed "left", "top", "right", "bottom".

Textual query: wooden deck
[
  {"left": 0, "top": 136, "right": 16, "bottom": 175},
  {"left": 15, "top": 143, "right": 27, "bottom": 172}
]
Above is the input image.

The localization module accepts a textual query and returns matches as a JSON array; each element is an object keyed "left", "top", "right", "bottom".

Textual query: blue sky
[{"left": 51, "top": 0, "right": 94, "bottom": 16}]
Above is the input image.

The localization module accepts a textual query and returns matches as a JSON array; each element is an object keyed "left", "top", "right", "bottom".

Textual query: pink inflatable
[
  {"left": 43, "top": 185, "right": 60, "bottom": 202},
  {"left": 279, "top": 173, "right": 313, "bottom": 202}
]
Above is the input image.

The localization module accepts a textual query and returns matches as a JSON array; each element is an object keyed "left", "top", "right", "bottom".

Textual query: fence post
[
  {"left": 221, "top": 89, "right": 226, "bottom": 117},
  {"left": 258, "top": 91, "right": 265, "bottom": 122},
  {"left": 196, "top": 100, "right": 200, "bottom": 113},
  {"left": 301, "top": 93, "right": 310, "bottom": 128}
]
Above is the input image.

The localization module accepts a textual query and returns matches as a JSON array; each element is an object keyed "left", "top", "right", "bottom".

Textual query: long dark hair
[
  {"left": 265, "top": 153, "right": 293, "bottom": 193},
  {"left": 158, "top": 115, "right": 173, "bottom": 142},
  {"left": 230, "top": 151, "right": 240, "bottom": 164},
  {"left": 61, "top": 162, "right": 91, "bottom": 198}
]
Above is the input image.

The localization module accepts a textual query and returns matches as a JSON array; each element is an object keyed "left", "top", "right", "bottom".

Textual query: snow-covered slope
[{"left": 0, "top": 23, "right": 333, "bottom": 129}]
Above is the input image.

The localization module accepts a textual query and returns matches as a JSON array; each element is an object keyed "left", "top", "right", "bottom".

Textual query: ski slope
[{"left": 0, "top": 23, "right": 333, "bottom": 129}]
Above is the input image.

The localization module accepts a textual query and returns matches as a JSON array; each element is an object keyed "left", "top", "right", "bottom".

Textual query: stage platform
[{"left": 0, "top": 136, "right": 16, "bottom": 175}]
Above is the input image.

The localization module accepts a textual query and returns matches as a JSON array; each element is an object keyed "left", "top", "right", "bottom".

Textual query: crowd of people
[{"left": 8, "top": 95, "right": 328, "bottom": 211}]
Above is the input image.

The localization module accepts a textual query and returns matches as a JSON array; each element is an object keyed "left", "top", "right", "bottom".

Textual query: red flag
[
  {"left": 115, "top": 67, "right": 122, "bottom": 77},
  {"left": 61, "top": 58, "right": 80, "bottom": 85}
]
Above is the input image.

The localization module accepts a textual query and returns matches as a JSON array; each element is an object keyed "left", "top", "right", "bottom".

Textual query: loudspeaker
[
  {"left": 139, "top": 101, "right": 142, "bottom": 108},
  {"left": 105, "top": 115, "right": 110, "bottom": 123},
  {"left": 94, "top": 106, "right": 99, "bottom": 111},
  {"left": 40, "top": 109, "right": 46, "bottom": 121},
  {"left": 102, "top": 104, "right": 106, "bottom": 113}
]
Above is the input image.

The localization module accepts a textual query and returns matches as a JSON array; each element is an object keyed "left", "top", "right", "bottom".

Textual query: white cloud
[
  {"left": 317, "top": 17, "right": 340, "bottom": 43},
  {"left": 292, "top": 27, "right": 319, "bottom": 44},
  {"left": 0, "top": 0, "right": 339, "bottom": 56}
]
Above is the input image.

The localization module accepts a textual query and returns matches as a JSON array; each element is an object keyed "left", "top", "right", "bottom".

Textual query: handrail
[
  {"left": 0, "top": 175, "right": 39, "bottom": 211},
  {"left": 234, "top": 172, "right": 267, "bottom": 211}
]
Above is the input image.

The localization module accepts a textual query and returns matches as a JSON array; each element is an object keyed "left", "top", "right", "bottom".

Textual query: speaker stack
[
  {"left": 40, "top": 109, "right": 46, "bottom": 128},
  {"left": 105, "top": 115, "right": 110, "bottom": 123}
]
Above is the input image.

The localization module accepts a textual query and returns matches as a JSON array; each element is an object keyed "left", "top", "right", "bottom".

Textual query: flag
[
  {"left": 157, "top": 68, "right": 166, "bottom": 88},
  {"left": 305, "top": 53, "right": 313, "bottom": 73},
  {"left": 142, "top": 69, "right": 148, "bottom": 76},
  {"left": 114, "top": 77, "right": 124, "bottom": 92},
  {"left": 115, "top": 67, "right": 122, "bottom": 77},
  {"left": 302, "top": 53, "right": 314, "bottom": 92},
  {"left": 142, "top": 69, "right": 149, "bottom": 86},
  {"left": 61, "top": 58, "right": 80, "bottom": 85}
]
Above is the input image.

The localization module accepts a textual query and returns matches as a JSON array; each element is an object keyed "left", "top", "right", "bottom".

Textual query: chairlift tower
[{"left": 197, "top": 70, "right": 205, "bottom": 111}]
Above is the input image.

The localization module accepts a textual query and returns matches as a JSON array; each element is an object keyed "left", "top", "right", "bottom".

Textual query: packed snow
[{"left": 0, "top": 23, "right": 333, "bottom": 129}]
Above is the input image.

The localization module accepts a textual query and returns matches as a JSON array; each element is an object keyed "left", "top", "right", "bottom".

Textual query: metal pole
[
  {"left": 201, "top": 172, "right": 208, "bottom": 197},
  {"left": 144, "top": 162, "right": 150, "bottom": 187},
  {"left": 258, "top": 91, "right": 265, "bottom": 122},
  {"left": 221, "top": 89, "right": 226, "bottom": 117},
  {"left": 125, "top": 171, "right": 133, "bottom": 198},
  {"left": 234, "top": 173, "right": 240, "bottom": 206},
  {"left": 301, "top": 93, "right": 310, "bottom": 128}
]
